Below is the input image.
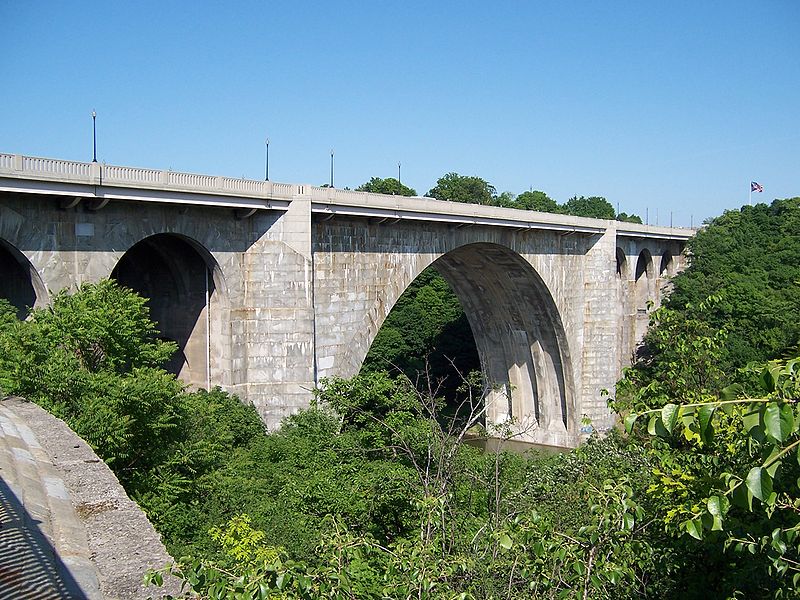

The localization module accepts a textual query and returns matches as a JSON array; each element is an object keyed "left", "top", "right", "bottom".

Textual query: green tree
[
  {"left": 515, "top": 190, "right": 560, "bottom": 213},
  {"left": 493, "top": 190, "right": 517, "bottom": 207},
  {"left": 562, "top": 195, "right": 616, "bottom": 219},
  {"left": 356, "top": 177, "right": 417, "bottom": 197},
  {"left": 426, "top": 172, "right": 497, "bottom": 205},
  {"left": 616, "top": 212, "right": 643, "bottom": 224},
  {"left": 0, "top": 281, "right": 190, "bottom": 484}
]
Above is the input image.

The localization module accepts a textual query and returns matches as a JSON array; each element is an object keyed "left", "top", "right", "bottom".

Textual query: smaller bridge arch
[
  {"left": 615, "top": 247, "right": 628, "bottom": 279},
  {"left": 634, "top": 249, "right": 654, "bottom": 303},
  {"left": 634, "top": 248, "right": 653, "bottom": 282},
  {"left": 659, "top": 250, "right": 674, "bottom": 278},
  {"left": 110, "top": 233, "right": 229, "bottom": 390},
  {"left": 0, "top": 238, "right": 47, "bottom": 319}
]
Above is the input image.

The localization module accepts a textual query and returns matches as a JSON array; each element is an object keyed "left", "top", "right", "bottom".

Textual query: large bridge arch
[
  {"left": 432, "top": 243, "right": 575, "bottom": 440},
  {"left": 0, "top": 238, "right": 48, "bottom": 319},
  {"left": 110, "top": 233, "right": 230, "bottom": 390},
  {"left": 335, "top": 240, "right": 575, "bottom": 446}
]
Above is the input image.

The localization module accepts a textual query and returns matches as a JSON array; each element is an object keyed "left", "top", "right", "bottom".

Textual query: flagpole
[{"left": 749, "top": 181, "right": 752, "bottom": 206}]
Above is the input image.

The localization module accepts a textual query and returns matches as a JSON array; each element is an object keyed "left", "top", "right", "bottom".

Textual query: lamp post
[
  {"left": 330, "top": 149, "right": 334, "bottom": 188},
  {"left": 264, "top": 137, "right": 270, "bottom": 181},
  {"left": 398, "top": 161, "right": 401, "bottom": 186},
  {"left": 91, "top": 110, "right": 97, "bottom": 163}
]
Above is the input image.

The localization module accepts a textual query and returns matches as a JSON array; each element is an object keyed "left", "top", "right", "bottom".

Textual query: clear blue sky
[{"left": 2, "top": 1, "right": 797, "bottom": 226}]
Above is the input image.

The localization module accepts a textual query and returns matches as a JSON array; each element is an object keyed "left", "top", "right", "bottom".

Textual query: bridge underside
[
  {"left": 432, "top": 243, "right": 573, "bottom": 445},
  {"left": 0, "top": 239, "right": 45, "bottom": 319},
  {"left": 111, "top": 233, "right": 215, "bottom": 388}
]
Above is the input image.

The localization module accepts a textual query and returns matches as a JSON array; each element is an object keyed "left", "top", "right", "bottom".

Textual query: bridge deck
[{"left": 1, "top": 152, "right": 694, "bottom": 239}]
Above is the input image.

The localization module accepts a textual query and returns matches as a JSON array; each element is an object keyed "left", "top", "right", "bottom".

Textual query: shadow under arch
[
  {"left": 357, "top": 242, "right": 575, "bottom": 445},
  {"left": 0, "top": 238, "right": 47, "bottom": 319},
  {"left": 635, "top": 248, "right": 653, "bottom": 282},
  {"left": 110, "top": 233, "right": 228, "bottom": 389},
  {"left": 659, "top": 250, "right": 674, "bottom": 277},
  {"left": 634, "top": 248, "right": 654, "bottom": 308},
  {"left": 616, "top": 247, "right": 628, "bottom": 279}
]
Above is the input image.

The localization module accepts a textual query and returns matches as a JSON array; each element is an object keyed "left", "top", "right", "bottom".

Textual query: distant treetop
[
  {"left": 514, "top": 190, "right": 560, "bottom": 213},
  {"left": 426, "top": 173, "right": 496, "bottom": 204},
  {"left": 616, "top": 212, "right": 643, "bottom": 224},
  {"left": 562, "top": 196, "right": 616, "bottom": 219},
  {"left": 356, "top": 177, "right": 416, "bottom": 197}
]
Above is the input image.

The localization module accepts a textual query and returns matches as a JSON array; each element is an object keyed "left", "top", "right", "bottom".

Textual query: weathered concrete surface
[
  {"left": 0, "top": 154, "right": 692, "bottom": 448},
  {"left": 0, "top": 397, "right": 181, "bottom": 599},
  {"left": 312, "top": 217, "right": 683, "bottom": 446}
]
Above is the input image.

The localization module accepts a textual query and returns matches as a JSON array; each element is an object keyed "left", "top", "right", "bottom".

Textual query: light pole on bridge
[
  {"left": 91, "top": 110, "right": 97, "bottom": 163},
  {"left": 330, "top": 149, "right": 334, "bottom": 188},
  {"left": 264, "top": 137, "right": 270, "bottom": 181}
]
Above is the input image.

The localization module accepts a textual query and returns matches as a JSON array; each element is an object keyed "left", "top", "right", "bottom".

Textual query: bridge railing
[
  {"left": 0, "top": 154, "right": 92, "bottom": 179},
  {"left": 105, "top": 165, "right": 163, "bottom": 184},
  {"left": 0, "top": 152, "right": 696, "bottom": 237},
  {"left": 0, "top": 153, "right": 303, "bottom": 202}
]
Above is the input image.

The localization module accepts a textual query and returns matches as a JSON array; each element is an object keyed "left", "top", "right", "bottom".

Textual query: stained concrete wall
[
  {"left": 0, "top": 194, "right": 317, "bottom": 429},
  {"left": 0, "top": 190, "right": 687, "bottom": 447},
  {"left": 311, "top": 217, "right": 685, "bottom": 447}
]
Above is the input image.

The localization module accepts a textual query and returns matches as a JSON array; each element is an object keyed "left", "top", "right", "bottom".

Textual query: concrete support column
[
  {"left": 579, "top": 224, "right": 620, "bottom": 434},
  {"left": 238, "top": 193, "right": 316, "bottom": 430}
]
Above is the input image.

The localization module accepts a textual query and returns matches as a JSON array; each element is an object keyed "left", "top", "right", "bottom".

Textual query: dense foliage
[
  {"left": 361, "top": 268, "right": 480, "bottom": 403},
  {"left": 665, "top": 198, "right": 800, "bottom": 369},
  {"left": 148, "top": 374, "right": 674, "bottom": 599},
  {"left": 2, "top": 195, "right": 798, "bottom": 598},
  {"left": 611, "top": 198, "right": 800, "bottom": 597}
]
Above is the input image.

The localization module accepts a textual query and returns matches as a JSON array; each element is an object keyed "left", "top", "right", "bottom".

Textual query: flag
[{"left": 751, "top": 181, "right": 763, "bottom": 193}]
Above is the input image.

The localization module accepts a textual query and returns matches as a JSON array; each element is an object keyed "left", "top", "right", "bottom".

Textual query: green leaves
[
  {"left": 745, "top": 467, "right": 774, "bottom": 504},
  {"left": 707, "top": 495, "right": 729, "bottom": 531},
  {"left": 632, "top": 401, "right": 720, "bottom": 446},
  {"left": 684, "top": 517, "right": 704, "bottom": 540},
  {"left": 497, "top": 533, "right": 513, "bottom": 551},
  {"left": 661, "top": 404, "right": 680, "bottom": 434},
  {"left": 764, "top": 402, "right": 794, "bottom": 442},
  {"left": 624, "top": 351, "right": 800, "bottom": 593}
]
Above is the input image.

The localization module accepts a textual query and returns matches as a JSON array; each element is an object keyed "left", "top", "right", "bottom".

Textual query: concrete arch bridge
[{"left": 0, "top": 153, "right": 693, "bottom": 448}]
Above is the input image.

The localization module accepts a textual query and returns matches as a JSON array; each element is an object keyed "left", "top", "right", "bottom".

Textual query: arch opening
[
  {"left": 110, "top": 234, "right": 225, "bottom": 389},
  {"left": 361, "top": 267, "right": 481, "bottom": 412},
  {"left": 361, "top": 243, "right": 575, "bottom": 445},
  {"left": 633, "top": 248, "right": 654, "bottom": 343},
  {"left": 635, "top": 249, "right": 652, "bottom": 282},
  {"left": 615, "top": 247, "right": 627, "bottom": 279},
  {"left": 659, "top": 251, "right": 674, "bottom": 278},
  {"left": 0, "top": 239, "right": 45, "bottom": 319}
]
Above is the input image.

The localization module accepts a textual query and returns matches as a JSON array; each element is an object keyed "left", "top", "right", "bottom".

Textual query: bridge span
[{"left": 0, "top": 153, "right": 694, "bottom": 448}]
